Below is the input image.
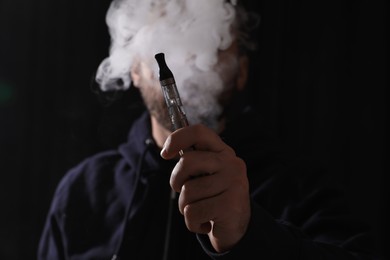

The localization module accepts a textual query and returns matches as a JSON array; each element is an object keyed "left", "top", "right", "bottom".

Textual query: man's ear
[{"left": 236, "top": 55, "right": 249, "bottom": 91}]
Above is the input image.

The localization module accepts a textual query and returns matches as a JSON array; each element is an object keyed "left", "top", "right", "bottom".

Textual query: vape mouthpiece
[{"left": 155, "top": 53, "right": 173, "bottom": 81}]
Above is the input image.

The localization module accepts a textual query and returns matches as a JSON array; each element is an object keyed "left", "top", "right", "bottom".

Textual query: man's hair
[{"left": 234, "top": 2, "right": 261, "bottom": 55}]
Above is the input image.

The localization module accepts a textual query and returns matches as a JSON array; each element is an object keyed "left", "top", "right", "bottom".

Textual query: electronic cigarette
[
  {"left": 155, "top": 52, "right": 190, "bottom": 131},
  {"left": 155, "top": 52, "right": 191, "bottom": 260}
]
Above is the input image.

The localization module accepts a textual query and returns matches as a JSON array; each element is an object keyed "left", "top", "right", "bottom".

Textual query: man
[{"left": 38, "top": 0, "right": 379, "bottom": 259}]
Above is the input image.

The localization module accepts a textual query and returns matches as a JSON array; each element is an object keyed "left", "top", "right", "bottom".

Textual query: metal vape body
[{"left": 155, "top": 53, "right": 189, "bottom": 131}]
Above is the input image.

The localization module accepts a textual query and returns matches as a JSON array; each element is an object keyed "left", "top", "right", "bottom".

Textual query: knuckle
[
  {"left": 236, "top": 157, "right": 247, "bottom": 173},
  {"left": 183, "top": 205, "right": 197, "bottom": 231}
]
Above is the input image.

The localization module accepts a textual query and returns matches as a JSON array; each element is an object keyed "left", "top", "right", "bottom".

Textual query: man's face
[{"left": 132, "top": 42, "right": 245, "bottom": 132}]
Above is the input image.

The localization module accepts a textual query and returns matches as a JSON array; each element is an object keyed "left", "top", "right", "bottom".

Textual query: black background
[{"left": 0, "top": 0, "right": 387, "bottom": 259}]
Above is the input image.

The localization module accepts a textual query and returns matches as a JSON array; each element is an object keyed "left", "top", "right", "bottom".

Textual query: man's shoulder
[
  {"left": 51, "top": 149, "right": 132, "bottom": 210},
  {"left": 65, "top": 149, "right": 123, "bottom": 183}
]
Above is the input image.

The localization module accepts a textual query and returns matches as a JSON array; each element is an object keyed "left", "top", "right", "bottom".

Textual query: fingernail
[{"left": 160, "top": 146, "right": 167, "bottom": 158}]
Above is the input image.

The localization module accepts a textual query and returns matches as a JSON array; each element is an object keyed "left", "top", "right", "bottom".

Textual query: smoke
[{"left": 95, "top": 0, "right": 240, "bottom": 129}]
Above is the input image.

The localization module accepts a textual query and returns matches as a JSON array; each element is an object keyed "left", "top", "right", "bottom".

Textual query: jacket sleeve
[
  {"left": 196, "top": 157, "right": 382, "bottom": 260},
  {"left": 37, "top": 150, "right": 124, "bottom": 260},
  {"left": 37, "top": 188, "right": 68, "bottom": 260},
  {"left": 198, "top": 203, "right": 379, "bottom": 260}
]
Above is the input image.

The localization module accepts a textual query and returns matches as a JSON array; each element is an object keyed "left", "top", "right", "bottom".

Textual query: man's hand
[{"left": 160, "top": 124, "right": 251, "bottom": 253}]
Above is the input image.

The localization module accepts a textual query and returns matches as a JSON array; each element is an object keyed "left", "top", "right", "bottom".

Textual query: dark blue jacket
[{"left": 38, "top": 107, "right": 380, "bottom": 260}]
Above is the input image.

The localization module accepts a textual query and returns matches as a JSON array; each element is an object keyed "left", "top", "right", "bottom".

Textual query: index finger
[{"left": 160, "top": 124, "right": 233, "bottom": 159}]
